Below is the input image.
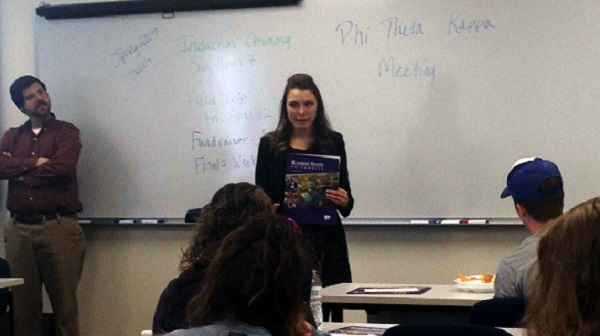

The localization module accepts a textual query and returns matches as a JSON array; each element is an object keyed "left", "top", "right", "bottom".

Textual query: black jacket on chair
[
  {"left": 382, "top": 323, "right": 512, "bottom": 336},
  {"left": 468, "top": 296, "right": 526, "bottom": 328},
  {"left": 0, "top": 258, "right": 10, "bottom": 316}
]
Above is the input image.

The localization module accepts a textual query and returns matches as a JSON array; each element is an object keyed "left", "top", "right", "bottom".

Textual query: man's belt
[{"left": 12, "top": 212, "right": 74, "bottom": 224}]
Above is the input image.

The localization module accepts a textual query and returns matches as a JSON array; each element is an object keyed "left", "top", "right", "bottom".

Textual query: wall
[
  {"left": 1, "top": 1, "right": 528, "bottom": 336},
  {"left": 0, "top": 0, "right": 40, "bottom": 257}
]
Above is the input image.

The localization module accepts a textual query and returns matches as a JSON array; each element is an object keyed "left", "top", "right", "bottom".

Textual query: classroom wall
[
  {"left": 0, "top": 0, "right": 39, "bottom": 258},
  {"left": 0, "top": 2, "right": 529, "bottom": 335}
]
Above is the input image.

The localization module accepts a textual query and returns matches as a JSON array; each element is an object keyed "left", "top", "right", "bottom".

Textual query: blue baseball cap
[{"left": 501, "top": 157, "right": 563, "bottom": 199}]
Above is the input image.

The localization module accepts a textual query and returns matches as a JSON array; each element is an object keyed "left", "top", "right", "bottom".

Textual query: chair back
[
  {"left": 468, "top": 296, "right": 526, "bottom": 328},
  {"left": 382, "top": 323, "right": 512, "bottom": 336},
  {"left": 0, "top": 258, "right": 10, "bottom": 315}
]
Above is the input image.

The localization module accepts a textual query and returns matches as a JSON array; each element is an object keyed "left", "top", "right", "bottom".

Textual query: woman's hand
[{"left": 326, "top": 187, "right": 349, "bottom": 207}]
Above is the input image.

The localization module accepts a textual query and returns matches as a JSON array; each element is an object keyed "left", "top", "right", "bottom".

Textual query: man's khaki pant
[{"left": 4, "top": 215, "right": 85, "bottom": 336}]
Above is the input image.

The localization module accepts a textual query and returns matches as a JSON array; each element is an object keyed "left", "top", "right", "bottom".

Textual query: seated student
[
  {"left": 495, "top": 157, "right": 564, "bottom": 298},
  {"left": 168, "top": 212, "right": 313, "bottom": 336},
  {"left": 152, "top": 182, "right": 276, "bottom": 334},
  {"left": 522, "top": 196, "right": 600, "bottom": 336}
]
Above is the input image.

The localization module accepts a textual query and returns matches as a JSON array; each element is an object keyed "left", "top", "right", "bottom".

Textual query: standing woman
[{"left": 255, "top": 73, "right": 354, "bottom": 287}]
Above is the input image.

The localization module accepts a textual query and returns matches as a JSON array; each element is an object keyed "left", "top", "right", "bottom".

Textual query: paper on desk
[
  {"left": 329, "top": 325, "right": 387, "bottom": 336},
  {"left": 346, "top": 286, "right": 431, "bottom": 295}
]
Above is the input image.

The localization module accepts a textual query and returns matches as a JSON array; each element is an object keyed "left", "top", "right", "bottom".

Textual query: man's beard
[{"left": 32, "top": 101, "right": 51, "bottom": 117}]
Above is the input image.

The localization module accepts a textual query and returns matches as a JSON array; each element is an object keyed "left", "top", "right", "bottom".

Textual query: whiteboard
[{"left": 34, "top": 0, "right": 600, "bottom": 221}]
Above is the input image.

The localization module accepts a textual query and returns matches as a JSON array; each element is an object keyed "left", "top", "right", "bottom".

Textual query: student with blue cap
[{"left": 495, "top": 157, "right": 564, "bottom": 299}]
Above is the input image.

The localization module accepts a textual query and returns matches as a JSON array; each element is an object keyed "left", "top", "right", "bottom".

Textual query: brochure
[
  {"left": 347, "top": 286, "right": 432, "bottom": 295},
  {"left": 284, "top": 153, "right": 340, "bottom": 225},
  {"left": 329, "top": 326, "right": 387, "bottom": 336}
]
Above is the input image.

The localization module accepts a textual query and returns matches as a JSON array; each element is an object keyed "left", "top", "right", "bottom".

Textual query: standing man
[
  {"left": 495, "top": 156, "right": 564, "bottom": 298},
  {"left": 0, "top": 75, "right": 85, "bottom": 336}
]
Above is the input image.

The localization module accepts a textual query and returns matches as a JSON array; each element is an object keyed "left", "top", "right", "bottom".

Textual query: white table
[
  {"left": 322, "top": 283, "right": 493, "bottom": 323},
  {"left": 0, "top": 278, "right": 24, "bottom": 289},
  {"left": 139, "top": 322, "right": 523, "bottom": 336},
  {"left": 323, "top": 322, "right": 524, "bottom": 336}
]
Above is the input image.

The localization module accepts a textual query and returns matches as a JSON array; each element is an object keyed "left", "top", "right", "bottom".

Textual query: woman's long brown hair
[
  {"left": 267, "top": 73, "right": 335, "bottom": 154},
  {"left": 523, "top": 197, "right": 600, "bottom": 336},
  {"left": 185, "top": 213, "right": 312, "bottom": 336},
  {"left": 179, "top": 182, "right": 274, "bottom": 273}
]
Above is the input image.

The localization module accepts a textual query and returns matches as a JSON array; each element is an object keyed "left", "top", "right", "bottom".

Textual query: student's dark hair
[
  {"left": 523, "top": 196, "right": 600, "bottom": 336},
  {"left": 185, "top": 213, "right": 312, "bottom": 336},
  {"left": 513, "top": 176, "right": 564, "bottom": 222},
  {"left": 9, "top": 75, "right": 47, "bottom": 109},
  {"left": 267, "top": 73, "right": 335, "bottom": 154},
  {"left": 179, "top": 182, "right": 274, "bottom": 273}
]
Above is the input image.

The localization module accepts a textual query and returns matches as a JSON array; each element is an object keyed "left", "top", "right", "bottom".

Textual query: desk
[
  {"left": 323, "top": 322, "right": 524, "bottom": 336},
  {"left": 322, "top": 283, "right": 493, "bottom": 324},
  {"left": 0, "top": 279, "right": 24, "bottom": 289}
]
